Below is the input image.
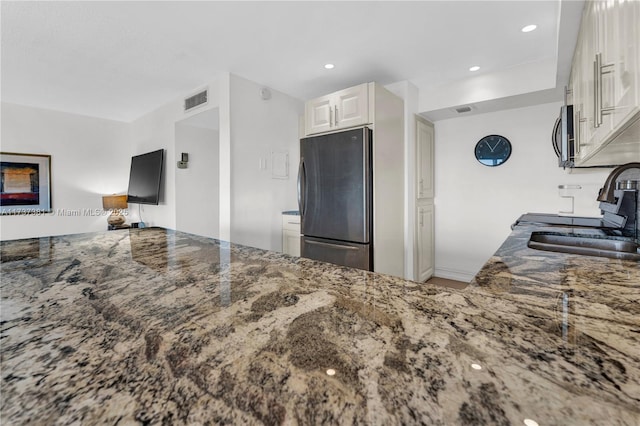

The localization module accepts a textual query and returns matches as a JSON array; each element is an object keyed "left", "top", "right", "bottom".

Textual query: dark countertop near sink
[
  {"left": 514, "top": 212, "right": 618, "bottom": 229},
  {"left": 1, "top": 227, "right": 639, "bottom": 425}
]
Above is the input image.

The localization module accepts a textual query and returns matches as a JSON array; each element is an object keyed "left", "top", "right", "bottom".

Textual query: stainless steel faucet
[{"left": 597, "top": 162, "right": 640, "bottom": 204}]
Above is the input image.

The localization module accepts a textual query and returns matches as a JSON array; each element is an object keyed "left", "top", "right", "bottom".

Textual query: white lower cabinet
[
  {"left": 282, "top": 214, "right": 301, "bottom": 256},
  {"left": 416, "top": 204, "right": 434, "bottom": 282}
]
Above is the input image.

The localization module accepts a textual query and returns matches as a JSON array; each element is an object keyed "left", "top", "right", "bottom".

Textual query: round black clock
[{"left": 474, "top": 135, "right": 512, "bottom": 167}]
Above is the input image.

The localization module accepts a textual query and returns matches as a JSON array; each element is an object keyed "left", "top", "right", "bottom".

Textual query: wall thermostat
[{"left": 177, "top": 152, "right": 189, "bottom": 169}]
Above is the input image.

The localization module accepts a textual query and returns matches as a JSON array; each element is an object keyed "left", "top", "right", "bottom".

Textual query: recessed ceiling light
[
  {"left": 471, "top": 363, "right": 482, "bottom": 370},
  {"left": 324, "top": 63, "right": 335, "bottom": 70},
  {"left": 469, "top": 66, "right": 480, "bottom": 72},
  {"left": 521, "top": 24, "right": 537, "bottom": 33},
  {"left": 523, "top": 419, "right": 539, "bottom": 426},
  {"left": 326, "top": 368, "right": 336, "bottom": 376}
]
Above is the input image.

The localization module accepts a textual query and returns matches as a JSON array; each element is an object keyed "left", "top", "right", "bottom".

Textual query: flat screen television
[{"left": 127, "top": 149, "right": 164, "bottom": 205}]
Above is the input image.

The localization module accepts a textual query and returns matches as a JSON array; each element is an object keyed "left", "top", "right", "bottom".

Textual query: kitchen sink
[{"left": 528, "top": 232, "right": 640, "bottom": 261}]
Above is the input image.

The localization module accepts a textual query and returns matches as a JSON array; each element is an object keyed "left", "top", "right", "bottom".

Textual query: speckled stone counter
[{"left": 1, "top": 227, "right": 639, "bottom": 425}]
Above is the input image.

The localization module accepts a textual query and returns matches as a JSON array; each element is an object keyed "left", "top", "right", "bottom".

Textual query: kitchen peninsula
[{"left": 1, "top": 227, "right": 639, "bottom": 425}]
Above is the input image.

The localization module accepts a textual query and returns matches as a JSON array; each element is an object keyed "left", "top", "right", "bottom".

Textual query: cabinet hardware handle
[
  {"left": 596, "top": 53, "right": 602, "bottom": 126},
  {"left": 575, "top": 109, "right": 580, "bottom": 149},
  {"left": 576, "top": 109, "right": 586, "bottom": 154},
  {"left": 334, "top": 106, "right": 338, "bottom": 125},
  {"left": 329, "top": 106, "right": 333, "bottom": 127},
  {"left": 305, "top": 240, "right": 358, "bottom": 250},
  {"left": 297, "top": 158, "right": 306, "bottom": 216},
  {"left": 420, "top": 211, "right": 424, "bottom": 226},
  {"left": 419, "top": 179, "right": 424, "bottom": 196},
  {"left": 595, "top": 52, "right": 616, "bottom": 125},
  {"left": 594, "top": 58, "right": 600, "bottom": 128}
]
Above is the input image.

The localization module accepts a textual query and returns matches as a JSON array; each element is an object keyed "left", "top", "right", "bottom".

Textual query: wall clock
[{"left": 474, "top": 135, "right": 512, "bottom": 167}]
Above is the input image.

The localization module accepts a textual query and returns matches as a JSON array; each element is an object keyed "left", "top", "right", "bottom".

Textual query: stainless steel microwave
[{"left": 552, "top": 105, "right": 574, "bottom": 168}]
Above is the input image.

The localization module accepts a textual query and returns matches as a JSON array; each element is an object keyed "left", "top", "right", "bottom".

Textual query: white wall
[
  {"left": 128, "top": 100, "right": 182, "bottom": 228},
  {"left": 175, "top": 116, "right": 219, "bottom": 239},
  {"left": 0, "top": 102, "right": 131, "bottom": 240},
  {"left": 229, "top": 74, "right": 303, "bottom": 251},
  {"left": 434, "top": 101, "right": 611, "bottom": 281},
  {"left": 219, "top": 73, "right": 232, "bottom": 242},
  {"left": 128, "top": 81, "right": 221, "bottom": 229},
  {"left": 126, "top": 73, "right": 302, "bottom": 251},
  {"left": 384, "top": 80, "right": 420, "bottom": 280},
  {"left": 416, "top": 59, "right": 558, "bottom": 113}
]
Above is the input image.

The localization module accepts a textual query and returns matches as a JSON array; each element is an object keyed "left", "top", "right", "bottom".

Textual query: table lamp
[{"left": 102, "top": 194, "right": 128, "bottom": 228}]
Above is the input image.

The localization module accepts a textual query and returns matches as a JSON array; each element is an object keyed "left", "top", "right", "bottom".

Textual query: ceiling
[{"left": 1, "top": 1, "right": 582, "bottom": 123}]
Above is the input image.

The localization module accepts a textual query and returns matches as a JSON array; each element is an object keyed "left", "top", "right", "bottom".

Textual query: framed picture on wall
[{"left": 1, "top": 152, "right": 52, "bottom": 215}]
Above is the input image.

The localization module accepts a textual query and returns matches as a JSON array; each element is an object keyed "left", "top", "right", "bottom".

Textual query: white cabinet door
[
  {"left": 416, "top": 204, "right": 434, "bottom": 282},
  {"left": 283, "top": 229, "right": 301, "bottom": 256},
  {"left": 334, "top": 83, "right": 369, "bottom": 130},
  {"left": 606, "top": 0, "right": 640, "bottom": 131},
  {"left": 593, "top": 0, "right": 615, "bottom": 139},
  {"left": 574, "top": 0, "right": 640, "bottom": 165},
  {"left": 282, "top": 214, "right": 301, "bottom": 256},
  {"left": 305, "top": 95, "right": 333, "bottom": 136},
  {"left": 416, "top": 119, "right": 434, "bottom": 200},
  {"left": 572, "top": 44, "right": 587, "bottom": 158},
  {"left": 581, "top": 2, "right": 598, "bottom": 160},
  {"left": 304, "top": 83, "right": 370, "bottom": 136}
]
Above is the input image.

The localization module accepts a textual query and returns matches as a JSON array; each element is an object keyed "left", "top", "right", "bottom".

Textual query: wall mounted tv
[{"left": 127, "top": 149, "right": 164, "bottom": 205}]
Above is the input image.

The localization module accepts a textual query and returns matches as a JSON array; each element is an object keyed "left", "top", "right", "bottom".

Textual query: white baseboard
[{"left": 434, "top": 267, "right": 475, "bottom": 283}]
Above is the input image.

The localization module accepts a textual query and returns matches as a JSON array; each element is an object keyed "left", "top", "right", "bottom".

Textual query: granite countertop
[
  {"left": 282, "top": 210, "right": 300, "bottom": 216},
  {"left": 1, "top": 226, "right": 639, "bottom": 425}
]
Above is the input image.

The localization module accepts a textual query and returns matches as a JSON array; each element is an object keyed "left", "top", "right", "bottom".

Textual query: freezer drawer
[{"left": 301, "top": 236, "right": 372, "bottom": 271}]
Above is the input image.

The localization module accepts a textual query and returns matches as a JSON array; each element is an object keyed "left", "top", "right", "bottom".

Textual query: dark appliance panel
[
  {"left": 299, "top": 128, "right": 372, "bottom": 244},
  {"left": 553, "top": 105, "right": 574, "bottom": 168},
  {"left": 301, "top": 236, "right": 372, "bottom": 271}
]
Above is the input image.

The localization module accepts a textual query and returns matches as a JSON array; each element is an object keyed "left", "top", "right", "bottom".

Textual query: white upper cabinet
[
  {"left": 571, "top": 38, "right": 587, "bottom": 158},
  {"left": 598, "top": 0, "right": 639, "bottom": 129},
  {"left": 305, "top": 95, "right": 333, "bottom": 135},
  {"left": 416, "top": 119, "right": 434, "bottom": 200},
  {"left": 305, "top": 83, "right": 370, "bottom": 136},
  {"left": 572, "top": 0, "right": 640, "bottom": 166},
  {"left": 334, "top": 84, "right": 369, "bottom": 130}
]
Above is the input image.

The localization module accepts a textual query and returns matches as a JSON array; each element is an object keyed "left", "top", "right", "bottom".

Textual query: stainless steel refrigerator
[{"left": 298, "top": 127, "right": 373, "bottom": 270}]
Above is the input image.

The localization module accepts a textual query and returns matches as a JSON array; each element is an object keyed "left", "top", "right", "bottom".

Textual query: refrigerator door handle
[
  {"left": 305, "top": 239, "right": 359, "bottom": 250},
  {"left": 297, "top": 157, "right": 306, "bottom": 216}
]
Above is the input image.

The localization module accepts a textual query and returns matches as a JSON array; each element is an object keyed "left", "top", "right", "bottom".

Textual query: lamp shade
[{"left": 102, "top": 194, "right": 128, "bottom": 210}]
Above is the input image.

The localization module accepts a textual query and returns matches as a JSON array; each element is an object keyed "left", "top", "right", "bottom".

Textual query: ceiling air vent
[
  {"left": 184, "top": 90, "right": 208, "bottom": 112},
  {"left": 455, "top": 106, "right": 472, "bottom": 114}
]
